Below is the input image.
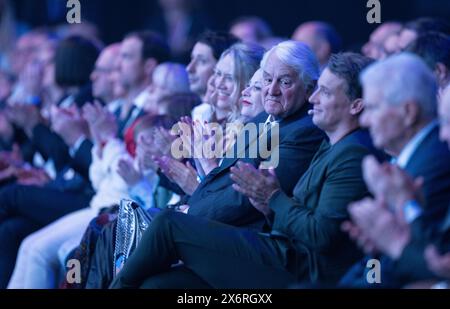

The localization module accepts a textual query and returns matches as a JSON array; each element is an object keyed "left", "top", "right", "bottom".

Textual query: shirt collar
[{"left": 264, "top": 115, "right": 278, "bottom": 128}]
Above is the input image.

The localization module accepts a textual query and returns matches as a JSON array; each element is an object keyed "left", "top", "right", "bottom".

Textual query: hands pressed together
[
  {"left": 230, "top": 162, "right": 280, "bottom": 217},
  {"left": 341, "top": 155, "right": 423, "bottom": 260}
]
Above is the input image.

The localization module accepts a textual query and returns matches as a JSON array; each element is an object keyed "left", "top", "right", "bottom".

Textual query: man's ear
[
  {"left": 435, "top": 62, "right": 449, "bottom": 87},
  {"left": 403, "top": 100, "right": 420, "bottom": 127},
  {"left": 144, "top": 58, "right": 158, "bottom": 81},
  {"left": 316, "top": 40, "right": 331, "bottom": 64},
  {"left": 350, "top": 98, "right": 364, "bottom": 116}
]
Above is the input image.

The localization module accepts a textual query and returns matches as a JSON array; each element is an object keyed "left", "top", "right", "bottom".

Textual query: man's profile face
[
  {"left": 359, "top": 85, "right": 406, "bottom": 153},
  {"left": 309, "top": 68, "right": 352, "bottom": 132}
]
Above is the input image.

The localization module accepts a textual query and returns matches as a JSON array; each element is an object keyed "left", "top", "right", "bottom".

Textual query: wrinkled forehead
[{"left": 262, "top": 53, "right": 296, "bottom": 78}]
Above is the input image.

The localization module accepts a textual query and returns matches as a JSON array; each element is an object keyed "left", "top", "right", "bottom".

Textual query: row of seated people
[{"left": 0, "top": 18, "right": 449, "bottom": 288}]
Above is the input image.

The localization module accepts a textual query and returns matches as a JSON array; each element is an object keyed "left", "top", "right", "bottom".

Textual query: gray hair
[
  {"left": 153, "top": 62, "right": 190, "bottom": 93},
  {"left": 360, "top": 52, "right": 438, "bottom": 119},
  {"left": 260, "top": 40, "right": 320, "bottom": 92}
]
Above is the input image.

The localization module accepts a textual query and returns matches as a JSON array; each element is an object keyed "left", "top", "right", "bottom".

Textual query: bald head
[{"left": 292, "top": 21, "right": 341, "bottom": 67}]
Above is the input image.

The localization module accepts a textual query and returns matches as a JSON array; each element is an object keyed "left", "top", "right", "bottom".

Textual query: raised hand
[
  {"left": 50, "top": 105, "right": 89, "bottom": 147},
  {"left": 154, "top": 156, "right": 199, "bottom": 195},
  {"left": 230, "top": 162, "right": 281, "bottom": 216},
  {"left": 362, "top": 155, "right": 424, "bottom": 220},
  {"left": 82, "top": 101, "right": 117, "bottom": 145},
  {"left": 117, "top": 158, "right": 142, "bottom": 187},
  {"left": 347, "top": 197, "right": 411, "bottom": 259}
]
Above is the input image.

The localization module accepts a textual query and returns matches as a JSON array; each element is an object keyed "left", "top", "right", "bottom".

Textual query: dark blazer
[
  {"left": 341, "top": 124, "right": 450, "bottom": 287},
  {"left": 403, "top": 125, "right": 450, "bottom": 223},
  {"left": 32, "top": 123, "right": 71, "bottom": 174},
  {"left": 187, "top": 104, "right": 325, "bottom": 228},
  {"left": 268, "top": 129, "right": 378, "bottom": 284}
]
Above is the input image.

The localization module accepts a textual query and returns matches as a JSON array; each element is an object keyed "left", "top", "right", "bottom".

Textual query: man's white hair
[
  {"left": 360, "top": 52, "right": 438, "bottom": 119},
  {"left": 260, "top": 40, "right": 320, "bottom": 91}
]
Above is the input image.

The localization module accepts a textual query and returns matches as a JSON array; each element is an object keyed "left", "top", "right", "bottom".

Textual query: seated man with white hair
[{"left": 340, "top": 53, "right": 450, "bottom": 288}]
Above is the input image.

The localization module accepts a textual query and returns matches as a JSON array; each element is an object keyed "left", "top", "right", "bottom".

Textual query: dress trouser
[
  {"left": 0, "top": 184, "right": 91, "bottom": 288},
  {"left": 110, "top": 210, "right": 296, "bottom": 289}
]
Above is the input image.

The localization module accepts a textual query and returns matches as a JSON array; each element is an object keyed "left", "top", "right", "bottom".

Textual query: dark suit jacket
[
  {"left": 268, "top": 129, "right": 378, "bottom": 284},
  {"left": 387, "top": 125, "right": 450, "bottom": 285},
  {"left": 342, "top": 124, "right": 450, "bottom": 287},
  {"left": 187, "top": 104, "right": 325, "bottom": 228},
  {"left": 403, "top": 125, "right": 450, "bottom": 223}
]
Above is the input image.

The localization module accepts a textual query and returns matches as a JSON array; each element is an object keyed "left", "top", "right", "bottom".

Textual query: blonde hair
[{"left": 217, "top": 42, "right": 265, "bottom": 122}]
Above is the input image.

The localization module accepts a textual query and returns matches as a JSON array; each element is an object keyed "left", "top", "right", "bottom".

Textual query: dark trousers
[
  {"left": 110, "top": 210, "right": 296, "bottom": 289},
  {"left": 0, "top": 217, "right": 40, "bottom": 288},
  {"left": 0, "top": 184, "right": 91, "bottom": 288}
]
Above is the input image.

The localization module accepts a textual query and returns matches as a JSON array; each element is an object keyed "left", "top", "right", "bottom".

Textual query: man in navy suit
[{"left": 340, "top": 53, "right": 450, "bottom": 288}]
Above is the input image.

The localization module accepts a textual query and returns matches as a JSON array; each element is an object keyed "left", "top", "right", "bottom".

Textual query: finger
[
  {"left": 229, "top": 168, "right": 246, "bottom": 183},
  {"left": 232, "top": 183, "right": 259, "bottom": 200},
  {"left": 230, "top": 162, "right": 255, "bottom": 183},
  {"left": 185, "top": 161, "right": 196, "bottom": 173}
]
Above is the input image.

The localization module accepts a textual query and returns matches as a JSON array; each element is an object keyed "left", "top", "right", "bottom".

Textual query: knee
[
  {"left": 18, "top": 233, "right": 54, "bottom": 263},
  {"left": 18, "top": 233, "right": 40, "bottom": 257}
]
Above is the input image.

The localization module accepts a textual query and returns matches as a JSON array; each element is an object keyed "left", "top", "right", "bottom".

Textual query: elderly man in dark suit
[
  {"left": 109, "top": 50, "right": 378, "bottom": 288},
  {"left": 342, "top": 81, "right": 450, "bottom": 288},
  {"left": 340, "top": 53, "right": 450, "bottom": 288},
  {"left": 184, "top": 41, "right": 326, "bottom": 228}
]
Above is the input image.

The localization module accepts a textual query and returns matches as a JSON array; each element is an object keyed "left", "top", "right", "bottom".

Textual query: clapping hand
[
  {"left": 117, "top": 158, "right": 142, "bottom": 187},
  {"left": 230, "top": 162, "right": 280, "bottom": 216},
  {"left": 362, "top": 155, "right": 424, "bottom": 221},
  {"left": 344, "top": 197, "right": 411, "bottom": 259},
  {"left": 154, "top": 156, "right": 199, "bottom": 195}
]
